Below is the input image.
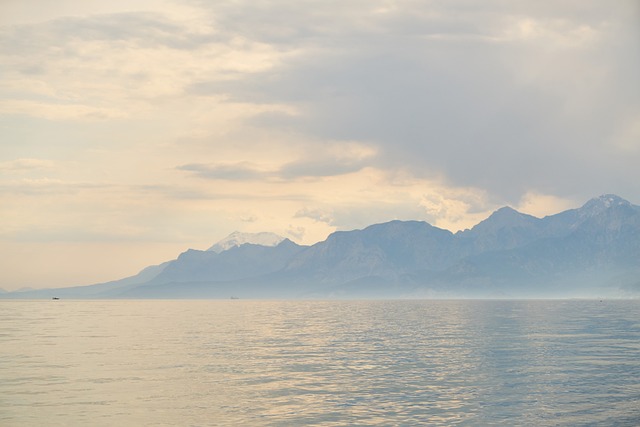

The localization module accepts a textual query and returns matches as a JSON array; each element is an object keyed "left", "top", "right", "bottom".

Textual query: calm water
[{"left": 1, "top": 299, "right": 639, "bottom": 426}]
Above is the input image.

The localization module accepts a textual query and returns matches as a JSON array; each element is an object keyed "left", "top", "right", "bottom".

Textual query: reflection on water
[{"left": 1, "top": 299, "right": 639, "bottom": 426}]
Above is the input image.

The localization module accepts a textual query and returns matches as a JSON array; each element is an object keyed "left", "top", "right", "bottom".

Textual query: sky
[{"left": 1, "top": 0, "right": 639, "bottom": 290}]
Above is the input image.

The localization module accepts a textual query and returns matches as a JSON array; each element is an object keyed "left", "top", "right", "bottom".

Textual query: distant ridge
[{"left": 4, "top": 194, "right": 640, "bottom": 299}]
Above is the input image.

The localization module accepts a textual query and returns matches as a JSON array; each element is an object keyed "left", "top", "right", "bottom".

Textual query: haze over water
[{"left": 1, "top": 299, "right": 639, "bottom": 426}]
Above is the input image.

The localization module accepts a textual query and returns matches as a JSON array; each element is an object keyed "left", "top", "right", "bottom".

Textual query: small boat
[
  {"left": 52, "top": 297, "right": 60, "bottom": 300},
  {"left": 230, "top": 296, "right": 240, "bottom": 300}
]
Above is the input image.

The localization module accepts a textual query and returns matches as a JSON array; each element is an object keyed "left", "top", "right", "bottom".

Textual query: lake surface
[{"left": 1, "top": 299, "right": 639, "bottom": 426}]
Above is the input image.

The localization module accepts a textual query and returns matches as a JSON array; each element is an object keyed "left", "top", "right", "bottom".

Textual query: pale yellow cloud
[
  {"left": 0, "top": 99, "right": 126, "bottom": 121},
  {"left": 0, "top": 158, "right": 55, "bottom": 172},
  {"left": 516, "top": 192, "right": 576, "bottom": 218},
  {"left": 0, "top": 9, "right": 295, "bottom": 129},
  {"left": 612, "top": 113, "right": 640, "bottom": 152},
  {"left": 505, "top": 17, "right": 599, "bottom": 48}
]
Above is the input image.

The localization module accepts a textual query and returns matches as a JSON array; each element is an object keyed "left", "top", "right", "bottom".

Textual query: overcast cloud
[{"left": 0, "top": 0, "right": 638, "bottom": 289}]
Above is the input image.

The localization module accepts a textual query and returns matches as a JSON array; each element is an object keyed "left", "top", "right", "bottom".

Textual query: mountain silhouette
[{"left": 5, "top": 194, "right": 640, "bottom": 299}]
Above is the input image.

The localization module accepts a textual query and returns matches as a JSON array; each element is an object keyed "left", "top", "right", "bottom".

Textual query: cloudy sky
[{"left": 1, "top": 0, "right": 638, "bottom": 290}]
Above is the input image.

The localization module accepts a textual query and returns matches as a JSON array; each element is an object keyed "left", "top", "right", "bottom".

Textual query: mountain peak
[
  {"left": 474, "top": 205, "right": 535, "bottom": 228},
  {"left": 579, "top": 194, "right": 631, "bottom": 216},
  {"left": 492, "top": 206, "right": 521, "bottom": 216},
  {"left": 207, "top": 231, "right": 285, "bottom": 253}
]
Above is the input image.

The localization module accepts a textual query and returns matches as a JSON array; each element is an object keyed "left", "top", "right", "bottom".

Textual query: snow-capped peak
[
  {"left": 580, "top": 194, "right": 630, "bottom": 215},
  {"left": 207, "top": 231, "right": 285, "bottom": 253}
]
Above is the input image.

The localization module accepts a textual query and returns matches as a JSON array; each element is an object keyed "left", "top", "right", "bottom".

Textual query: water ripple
[{"left": 1, "top": 299, "right": 639, "bottom": 426}]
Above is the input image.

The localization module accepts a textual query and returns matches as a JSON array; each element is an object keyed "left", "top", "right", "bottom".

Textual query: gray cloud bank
[
  {"left": 188, "top": 0, "right": 640, "bottom": 203},
  {"left": 3, "top": 0, "right": 639, "bottom": 206}
]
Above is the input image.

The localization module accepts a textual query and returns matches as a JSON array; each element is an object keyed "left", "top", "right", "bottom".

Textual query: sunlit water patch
[{"left": 1, "top": 299, "right": 639, "bottom": 426}]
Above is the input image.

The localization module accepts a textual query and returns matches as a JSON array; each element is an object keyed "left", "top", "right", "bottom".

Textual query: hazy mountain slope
[
  {"left": 3, "top": 261, "right": 171, "bottom": 299},
  {"left": 412, "top": 195, "right": 640, "bottom": 297},
  {"left": 3, "top": 194, "right": 639, "bottom": 299},
  {"left": 455, "top": 207, "right": 544, "bottom": 253},
  {"left": 282, "top": 220, "right": 455, "bottom": 285},
  {"left": 294, "top": 194, "right": 640, "bottom": 298},
  {"left": 149, "top": 239, "right": 305, "bottom": 285}
]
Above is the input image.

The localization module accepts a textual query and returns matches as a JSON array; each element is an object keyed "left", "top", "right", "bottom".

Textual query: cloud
[
  {"left": 0, "top": 9, "right": 289, "bottom": 125},
  {"left": 176, "top": 159, "right": 365, "bottom": 181},
  {"left": 515, "top": 192, "right": 576, "bottom": 219},
  {"left": 278, "top": 157, "right": 369, "bottom": 179},
  {"left": 185, "top": 0, "right": 640, "bottom": 204},
  {"left": 176, "top": 162, "right": 267, "bottom": 180},
  {"left": 286, "top": 225, "right": 306, "bottom": 241},
  {"left": 0, "top": 158, "right": 54, "bottom": 172},
  {"left": 3, "top": 2, "right": 638, "bottom": 201},
  {"left": 177, "top": 141, "right": 378, "bottom": 180},
  {"left": 0, "top": 100, "right": 126, "bottom": 121},
  {"left": 0, "top": 12, "right": 203, "bottom": 54},
  {"left": 0, "top": 178, "right": 110, "bottom": 196},
  {"left": 294, "top": 207, "right": 334, "bottom": 224}
]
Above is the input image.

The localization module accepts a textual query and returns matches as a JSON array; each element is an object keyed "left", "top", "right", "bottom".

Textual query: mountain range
[{"left": 5, "top": 194, "right": 640, "bottom": 299}]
